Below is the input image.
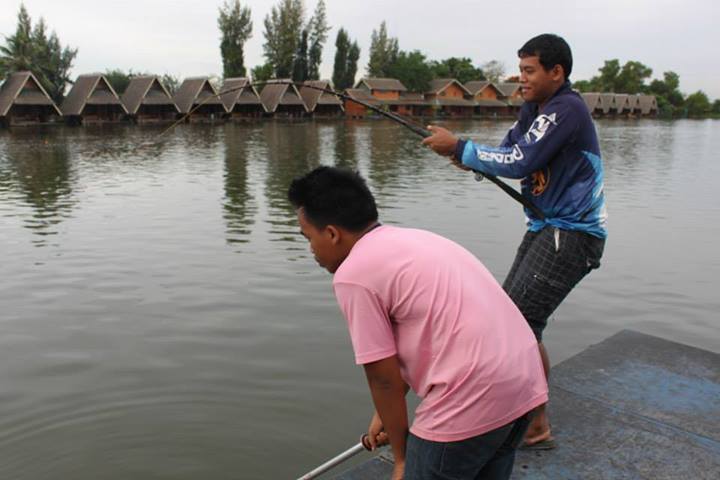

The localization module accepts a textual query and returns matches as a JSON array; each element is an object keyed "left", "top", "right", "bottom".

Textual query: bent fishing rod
[{"left": 153, "top": 80, "right": 544, "bottom": 220}]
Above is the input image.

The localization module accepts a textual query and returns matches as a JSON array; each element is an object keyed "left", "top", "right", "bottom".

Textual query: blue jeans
[{"left": 404, "top": 414, "right": 530, "bottom": 480}]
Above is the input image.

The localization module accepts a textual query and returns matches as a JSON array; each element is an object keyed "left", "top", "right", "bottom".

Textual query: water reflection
[
  {"left": 0, "top": 129, "right": 76, "bottom": 245},
  {"left": 262, "top": 121, "right": 321, "bottom": 243},
  {"left": 222, "top": 124, "right": 257, "bottom": 246}
]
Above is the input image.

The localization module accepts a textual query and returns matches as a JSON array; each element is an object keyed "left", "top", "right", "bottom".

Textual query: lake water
[{"left": 1, "top": 118, "right": 718, "bottom": 479}]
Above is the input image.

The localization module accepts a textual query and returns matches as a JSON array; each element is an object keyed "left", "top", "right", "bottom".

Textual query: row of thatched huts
[
  {"left": 581, "top": 92, "right": 658, "bottom": 117},
  {"left": 0, "top": 71, "right": 658, "bottom": 127},
  {"left": 0, "top": 72, "right": 344, "bottom": 127}
]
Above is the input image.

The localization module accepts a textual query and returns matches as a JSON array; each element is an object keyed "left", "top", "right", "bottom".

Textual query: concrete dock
[{"left": 335, "top": 330, "right": 720, "bottom": 479}]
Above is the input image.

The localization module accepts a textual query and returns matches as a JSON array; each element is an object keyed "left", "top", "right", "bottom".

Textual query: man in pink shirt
[{"left": 289, "top": 166, "right": 548, "bottom": 480}]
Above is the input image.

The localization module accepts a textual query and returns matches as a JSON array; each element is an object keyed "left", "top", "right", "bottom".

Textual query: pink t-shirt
[{"left": 333, "top": 225, "right": 548, "bottom": 442}]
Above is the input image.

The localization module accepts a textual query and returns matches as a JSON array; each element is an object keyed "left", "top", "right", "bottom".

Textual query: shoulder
[{"left": 548, "top": 90, "right": 591, "bottom": 118}]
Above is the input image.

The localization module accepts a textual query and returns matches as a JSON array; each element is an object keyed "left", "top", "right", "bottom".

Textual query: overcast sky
[{"left": 3, "top": 0, "right": 719, "bottom": 99}]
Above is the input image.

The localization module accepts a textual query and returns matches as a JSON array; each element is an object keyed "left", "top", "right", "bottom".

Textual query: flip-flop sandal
[{"left": 520, "top": 437, "right": 557, "bottom": 450}]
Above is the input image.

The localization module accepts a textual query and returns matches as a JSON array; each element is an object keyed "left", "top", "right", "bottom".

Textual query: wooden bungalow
[
  {"left": 219, "top": 77, "right": 266, "bottom": 120},
  {"left": 343, "top": 88, "right": 381, "bottom": 118},
  {"left": 259, "top": 80, "right": 309, "bottom": 117},
  {"left": 496, "top": 82, "right": 524, "bottom": 114},
  {"left": 426, "top": 79, "right": 475, "bottom": 117},
  {"left": 464, "top": 81, "right": 509, "bottom": 117},
  {"left": 636, "top": 95, "right": 658, "bottom": 116},
  {"left": 121, "top": 76, "right": 179, "bottom": 123},
  {"left": 61, "top": 74, "right": 127, "bottom": 125},
  {"left": 0, "top": 71, "right": 61, "bottom": 127},
  {"left": 614, "top": 94, "right": 631, "bottom": 116},
  {"left": 173, "top": 77, "right": 227, "bottom": 122},
  {"left": 355, "top": 78, "right": 407, "bottom": 101},
  {"left": 299, "top": 80, "right": 344, "bottom": 117},
  {"left": 384, "top": 92, "right": 433, "bottom": 117}
]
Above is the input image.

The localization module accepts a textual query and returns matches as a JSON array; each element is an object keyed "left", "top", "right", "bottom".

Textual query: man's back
[{"left": 333, "top": 226, "right": 548, "bottom": 442}]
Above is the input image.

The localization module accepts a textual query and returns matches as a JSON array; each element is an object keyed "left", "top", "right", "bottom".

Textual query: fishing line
[{"left": 149, "top": 80, "right": 544, "bottom": 219}]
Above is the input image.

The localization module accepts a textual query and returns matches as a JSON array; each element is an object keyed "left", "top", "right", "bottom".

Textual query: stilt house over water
[
  {"left": 343, "top": 88, "right": 381, "bottom": 118},
  {"left": 61, "top": 74, "right": 127, "bottom": 125},
  {"left": 259, "top": 80, "right": 309, "bottom": 117},
  {"left": 614, "top": 93, "right": 631, "bottom": 116},
  {"left": 426, "top": 79, "right": 475, "bottom": 117},
  {"left": 220, "top": 78, "right": 266, "bottom": 120},
  {"left": 463, "top": 80, "right": 509, "bottom": 116},
  {"left": 637, "top": 95, "right": 659, "bottom": 116},
  {"left": 173, "top": 77, "right": 227, "bottom": 122},
  {"left": 0, "top": 71, "right": 61, "bottom": 127},
  {"left": 121, "top": 76, "right": 179, "bottom": 124},
  {"left": 581, "top": 93, "right": 602, "bottom": 114},
  {"left": 299, "top": 80, "right": 344, "bottom": 117},
  {"left": 496, "top": 82, "right": 524, "bottom": 113}
]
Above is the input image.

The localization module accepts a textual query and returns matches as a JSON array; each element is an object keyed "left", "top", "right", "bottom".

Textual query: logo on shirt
[
  {"left": 531, "top": 167, "right": 550, "bottom": 196},
  {"left": 477, "top": 145, "right": 524, "bottom": 164},
  {"left": 525, "top": 113, "right": 557, "bottom": 143}
]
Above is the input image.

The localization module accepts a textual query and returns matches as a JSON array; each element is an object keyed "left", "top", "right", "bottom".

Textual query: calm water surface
[{"left": 1, "top": 119, "right": 718, "bottom": 479}]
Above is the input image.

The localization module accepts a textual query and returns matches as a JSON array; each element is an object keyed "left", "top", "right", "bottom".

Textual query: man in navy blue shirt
[{"left": 423, "top": 33, "right": 606, "bottom": 449}]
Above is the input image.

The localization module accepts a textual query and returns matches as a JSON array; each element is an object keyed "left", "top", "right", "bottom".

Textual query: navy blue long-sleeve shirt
[{"left": 455, "top": 82, "right": 607, "bottom": 238}]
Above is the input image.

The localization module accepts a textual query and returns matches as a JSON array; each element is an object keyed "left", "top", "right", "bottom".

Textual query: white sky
[{"left": 3, "top": 0, "right": 719, "bottom": 99}]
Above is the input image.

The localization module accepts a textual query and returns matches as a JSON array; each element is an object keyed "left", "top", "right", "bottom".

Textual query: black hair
[
  {"left": 518, "top": 34, "right": 573, "bottom": 80},
  {"left": 288, "top": 166, "right": 378, "bottom": 232}
]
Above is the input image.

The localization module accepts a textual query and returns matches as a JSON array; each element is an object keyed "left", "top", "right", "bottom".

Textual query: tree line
[
  {"left": 573, "top": 59, "right": 719, "bottom": 118},
  {"left": 1, "top": 1, "right": 718, "bottom": 118}
]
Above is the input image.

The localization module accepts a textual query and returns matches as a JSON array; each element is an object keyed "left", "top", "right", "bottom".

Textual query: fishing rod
[
  {"left": 152, "top": 79, "right": 544, "bottom": 220},
  {"left": 295, "top": 434, "right": 372, "bottom": 480}
]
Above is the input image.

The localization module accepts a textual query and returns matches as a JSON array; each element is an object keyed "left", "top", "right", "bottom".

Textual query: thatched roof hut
[
  {"left": 355, "top": 78, "right": 407, "bottom": 93},
  {"left": 220, "top": 77, "right": 266, "bottom": 118},
  {"left": 0, "top": 71, "right": 61, "bottom": 126},
  {"left": 61, "top": 74, "right": 127, "bottom": 124},
  {"left": 121, "top": 76, "right": 179, "bottom": 123},
  {"left": 598, "top": 93, "right": 616, "bottom": 114},
  {"left": 299, "top": 80, "right": 343, "bottom": 116},
  {"left": 259, "top": 80, "right": 308, "bottom": 116},
  {"left": 581, "top": 93, "right": 601, "bottom": 113},
  {"left": 496, "top": 82, "right": 524, "bottom": 107},
  {"left": 614, "top": 94, "right": 631, "bottom": 115},
  {"left": 427, "top": 78, "right": 472, "bottom": 96},
  {"left": 637, "top": 95, "right": 658, "bottom": 116},
  {"left": 172, "top": 77, "right": 227, "bottom": 120}
]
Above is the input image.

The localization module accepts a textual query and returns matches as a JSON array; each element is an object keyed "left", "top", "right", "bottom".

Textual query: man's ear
[
  {"left": 326, "top": 225, "right": 342, "bottom": 245},
  {"left": 552, "top": 64, "right": 564, "bottom": 81}
]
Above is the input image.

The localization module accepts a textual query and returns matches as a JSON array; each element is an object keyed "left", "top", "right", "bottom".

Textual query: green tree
[
  {"left": 430, "top": 57, "right": 485, "bottom": 84},
  {"left": 595, "top": 59, "right": 621, "bottom": 91},
  {"left": 332, "top": 28, "right": 360, "bottom": 90},
  {"left": 572, "top": 79, "right": 593, "bottom": 92},
  {"left": 685, "top": 91, "right": 711, "bottom": 117},
  {"left": 292, "top": 29, "right": 309, "bottom": 81},
  {"left": 251, "top": 62, "right": 275, "bottom": 82},
  {"left": 712, "top": 99, "right": 720, "bottom": 115},
  {"left": 480, "top": 60, "right": 505, "bottom": 83},
  {"left": 367, "top": 21, "right": 398, "bottom": 77},
  {"left": 218, "top": 0, "right": 253, "bottom": 78},
  {"left": 387, "top": 50, "right": 433, "bottom": 92},
  {"left": 345, "top": 41, "right": 360, "bottom": 88},
  {"left": 104, "top": 69, "right": 131, "bottom": 94},
  {"left": 307, "top": 0, "right": 330, "bottom": 80},
  {"left": 0, "top": 5, "right": 33, "bottom": 74},
  {"left": 161, "top": 73, "right": 180, "bottom": 95},
  {"left": 615, "top": 61, "right": 652, "bottom": 94},
  {"left": 0, "top": 4, "right": 77, "bottom": 103},
  {"left": 648, "top": 71, "right": 684, "bottom": 117},
  {"left": 332, "top": 28, "right": 349, "bottom": 88},
  {"left": 263, "top": 0, "right": 305, "bottom": 78}
]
